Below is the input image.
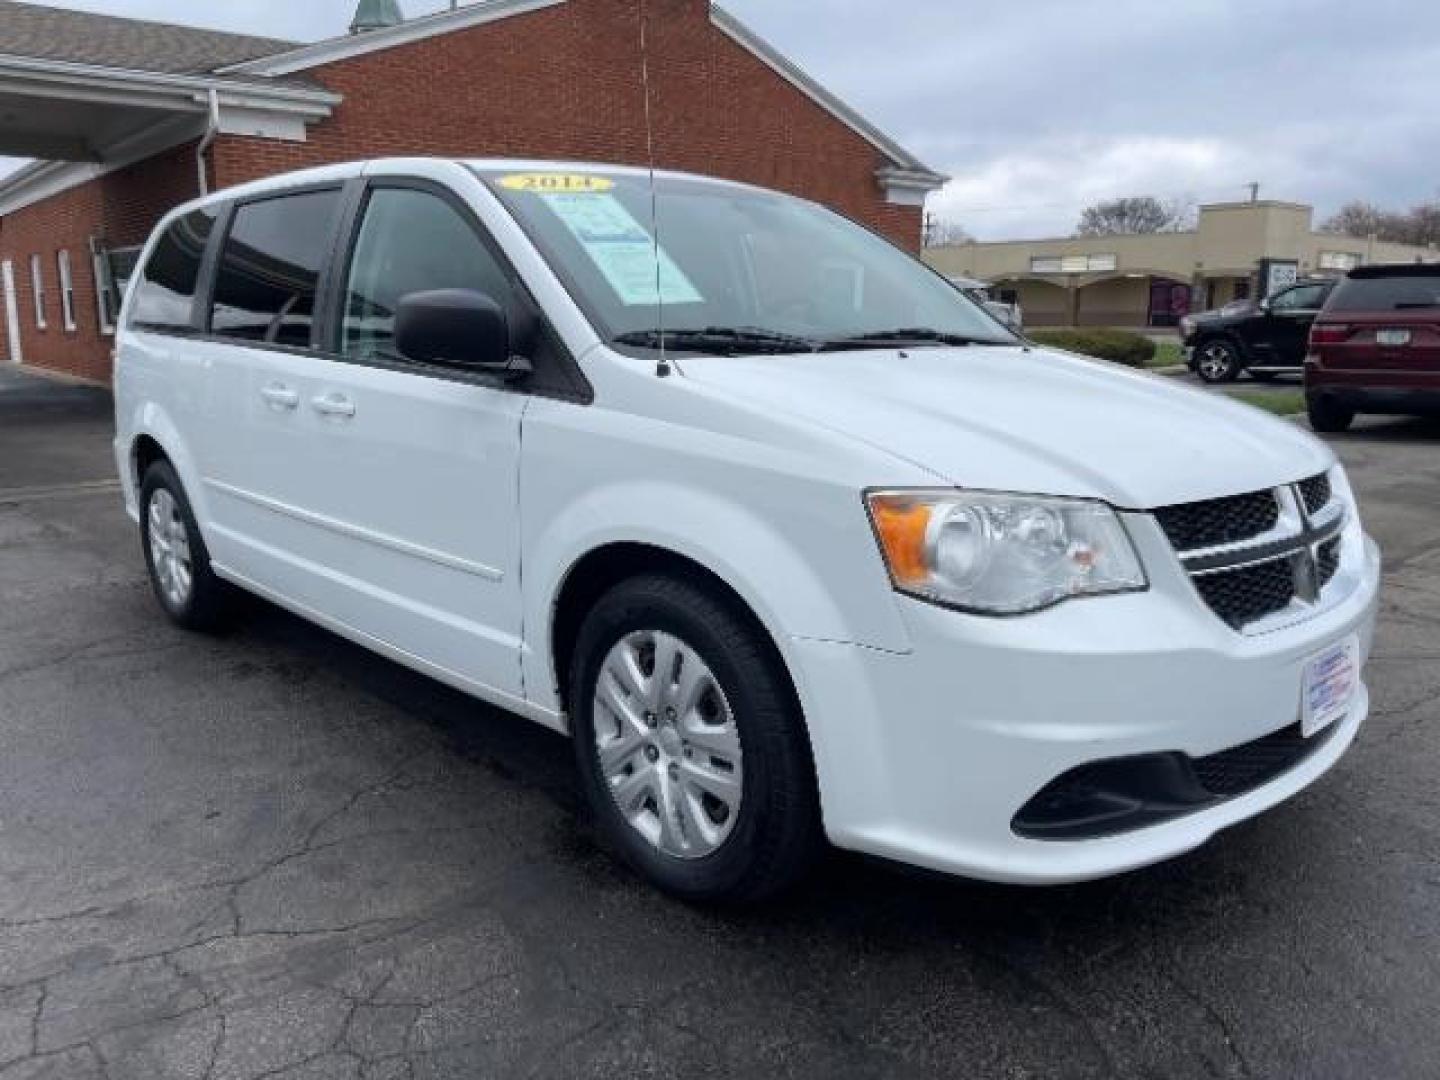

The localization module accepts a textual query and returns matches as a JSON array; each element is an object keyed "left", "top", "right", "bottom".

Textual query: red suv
[{"left": 1306, "top": 264, "right": 1440, "bottom": 432}]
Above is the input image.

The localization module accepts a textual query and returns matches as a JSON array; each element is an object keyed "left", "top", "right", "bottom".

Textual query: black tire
[
  {"left": 569, "top": 573, "right": 822, "bottom": 903},
  {"left": 1307, "top": 394, "right": 1356, "bottom": 434},
  {"left": 1194, "top": 338, "right": 1243, "bottom": 383},
  {"left": 139, "top": 460, "right": 233, "bottom": 632}
]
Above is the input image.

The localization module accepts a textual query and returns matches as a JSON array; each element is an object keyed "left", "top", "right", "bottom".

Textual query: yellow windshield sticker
[{"left": 499, "top": 173, "right": 614, "bottom": 194}]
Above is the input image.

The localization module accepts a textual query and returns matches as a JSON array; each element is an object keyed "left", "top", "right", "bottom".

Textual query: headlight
[{"left": 866, "top": 489, "right": 1147, "bottom": 615}]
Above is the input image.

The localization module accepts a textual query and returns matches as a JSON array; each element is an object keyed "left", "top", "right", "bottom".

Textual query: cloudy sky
[{"left": 9, "top": 0, "right": 1440, "bottom": 238}]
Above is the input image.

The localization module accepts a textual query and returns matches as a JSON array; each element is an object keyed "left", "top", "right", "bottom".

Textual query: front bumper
[{"left": 788, "top": 526, "right": 1381, "bottom": 885}]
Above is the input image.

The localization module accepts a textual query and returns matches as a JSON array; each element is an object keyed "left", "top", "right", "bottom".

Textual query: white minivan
[{"left": 115, "top": 158, "right": 1380, "bottom": 901}]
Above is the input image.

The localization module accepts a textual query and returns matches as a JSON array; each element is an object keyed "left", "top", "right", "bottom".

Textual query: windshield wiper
[
  {"left": 821, "top": 328, "right": 1009, "bottom": 350},
  {"left": 612, "top": 327, "right": 820, "bottom": 355}
]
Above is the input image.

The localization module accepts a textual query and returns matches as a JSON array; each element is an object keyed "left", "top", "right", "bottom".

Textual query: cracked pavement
[{"left": 1, "top": 365, "right": 1439, "bottom": 1079}]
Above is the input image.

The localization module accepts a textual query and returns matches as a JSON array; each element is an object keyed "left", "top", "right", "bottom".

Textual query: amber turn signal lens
[{"left": 868, "top": 495, "right": 932, "bottom": 585}]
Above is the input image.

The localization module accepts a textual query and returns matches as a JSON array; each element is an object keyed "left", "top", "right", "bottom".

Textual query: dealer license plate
[
  {"left": 1376, "top": 329, "right": 1411, "bottom": 346},
  {"left": 1302, "top": 635, "right": 1359, "bottom": 738}
]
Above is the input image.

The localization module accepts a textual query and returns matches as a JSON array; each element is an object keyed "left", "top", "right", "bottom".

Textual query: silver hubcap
[
  {"left": 1199, "top": 343, "right": 1232, "bottom": 379},
  {"left": 592, "top": 630, "right": 743, "bottom": 859},
  {"left": 147, "top": 489, "right": 193, "bottom": 608}
]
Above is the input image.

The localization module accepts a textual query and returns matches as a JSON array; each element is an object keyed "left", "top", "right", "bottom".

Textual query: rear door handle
[
  {"left": 312, "top": 392, "right": 356, "bottom": 419},
  {"left": 260, "top": 383, "right": 299, "bottom": 410}
]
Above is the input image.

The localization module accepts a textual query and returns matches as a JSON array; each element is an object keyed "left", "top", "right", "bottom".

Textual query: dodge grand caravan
[{"left": 115, "top": 159, "right": 1381, "bottom": 901}]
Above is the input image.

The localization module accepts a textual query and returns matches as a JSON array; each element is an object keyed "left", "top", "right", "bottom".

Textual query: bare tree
[
  {"left": 1322, "top": 200, "right": 1401, "bottom": 240},
  {"left": 1411, "top": 202, "right": 1440, "bottom": 247},
  {"left": 1323, "top": 198, "right": 1440, "bottom": 247},
  {"left": 923, "top": 212, "right": 973, "bottom": 248},
  {"left": 1075, "top": 196, "right": 1191, "bottom": 237}
]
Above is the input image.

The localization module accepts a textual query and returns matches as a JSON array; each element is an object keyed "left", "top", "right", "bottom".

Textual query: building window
[
  {"left": 91, "top": 249, "right": 115, "bottom": 335},
  {"left": 1030, "top": 253, "right": 1117, "bottom": 274},
  {"left": 57, "top": 251, "right": 77, "bottom": 332},
  {"left": 30, "top": 254, "right": 46, "bottom": 329},
  {"left": 1318, "top": 250, "right": 1361, "bottom": 272}
]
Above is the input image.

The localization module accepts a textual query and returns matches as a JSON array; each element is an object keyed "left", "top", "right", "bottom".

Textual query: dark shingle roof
[{"left": 0, "top": 0, "right": 297, "bottom": 76}]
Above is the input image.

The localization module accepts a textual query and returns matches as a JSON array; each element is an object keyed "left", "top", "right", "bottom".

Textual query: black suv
[{"left": 1181, "top": 279, "right": 1335, "bottom": 383}]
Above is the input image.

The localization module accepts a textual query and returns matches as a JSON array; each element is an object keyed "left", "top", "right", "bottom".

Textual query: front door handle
[
  {"left": 312, "top": 392, "right": 356, "bottom": 419},
  {"left": 260, "top": 383, "right": 299, "bottom": 410}
]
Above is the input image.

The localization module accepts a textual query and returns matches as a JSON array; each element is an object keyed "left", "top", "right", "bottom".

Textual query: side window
[
  {"left": 130, "top": 207, "right": 218, "bottom": 331},
  {"left": 341, "top": 187, "right": 513, "bottom": 363},
  {"left": 1272, "top": 284, "right": 1326, "bottom": 312},
  {"left": 210, "top": 190, "right": 343, "bottom": 347}
]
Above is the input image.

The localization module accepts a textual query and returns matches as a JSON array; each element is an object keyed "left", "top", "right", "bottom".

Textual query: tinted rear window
[
  {"left": 129, "top": 207, "right": 218, "bottom": 331},
  {"left": 209, "top": 189, "right": 344, "bottom": 347},
  {"left": 1328, "top": 273, "right": 1440, "bottom": 313}
]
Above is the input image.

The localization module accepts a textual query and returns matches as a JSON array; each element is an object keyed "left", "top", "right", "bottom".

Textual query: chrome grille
[{"left": 1161, "top": 473, "right": 1346, "bottom": 633}]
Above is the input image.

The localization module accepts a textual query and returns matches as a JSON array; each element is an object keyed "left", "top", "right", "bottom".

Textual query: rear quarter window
[
  {"left": 128, "top": 207, "right": 219, "bottom": 331},
  {"left": 1328, "top": 273, "right": 1440, "bottom": 313}
]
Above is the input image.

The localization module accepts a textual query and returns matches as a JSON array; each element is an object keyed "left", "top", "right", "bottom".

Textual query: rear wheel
[
  {"left": 569, "top": 574, "right": 821, "bottom": 902},
  {"left": 1194, "top": 339, "right": 1242, "bottom": 383},
  {"left": 1306, "top": 394, "right": 1356, "bottom": 434},
  {"left": 140, "top": 461, "right": 233, "bottom": 632}
]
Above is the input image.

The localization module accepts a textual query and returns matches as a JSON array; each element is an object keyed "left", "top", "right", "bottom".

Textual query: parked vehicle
[
  {"left": 115, "top": 159, "right": 1380, "bottom": 901},
  {"left": 947, "top": 275, "right": 1023, "bottom": 331},
  {"left": 1305, "top": 264, "right": 1440, "bottom": 432},
  {"left": 1181, "top": 279, "right": 1335, "bottom": 382}
]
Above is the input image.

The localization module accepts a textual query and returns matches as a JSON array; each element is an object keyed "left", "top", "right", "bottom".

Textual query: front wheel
[
  {"left": 569, "top": 574, "right": 821, "bottom": 902},
  {"left": 1194, "top": 339, "right": 1243, "bottom": 383},
  {"left": 1307, "top": 394, "right": 1356, "bottom": 434}
]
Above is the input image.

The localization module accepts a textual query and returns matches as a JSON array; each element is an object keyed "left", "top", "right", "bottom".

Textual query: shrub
[{"left": 1026, "top": 328, "right": 1157, "bottom": 369}]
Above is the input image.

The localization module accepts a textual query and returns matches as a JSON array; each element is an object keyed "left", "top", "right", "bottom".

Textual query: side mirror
[
  {"left": 394, "top": 289, "right": 529, "bottom": 376},
  {"left": 1259, "top": 298, "right": 1272, "bottom": 314}
]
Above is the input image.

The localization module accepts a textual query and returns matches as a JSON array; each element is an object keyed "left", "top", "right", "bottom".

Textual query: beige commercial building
[{"left": 925, "top": 200, "right": 1438, "bottom": 330}]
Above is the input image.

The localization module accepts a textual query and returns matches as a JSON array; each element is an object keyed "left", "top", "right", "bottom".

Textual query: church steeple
[{"left": 350, "top": 0, "right": 404, "bottom": 34}]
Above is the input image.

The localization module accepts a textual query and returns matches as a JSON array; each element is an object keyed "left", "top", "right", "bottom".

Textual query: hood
[
  {"left": 1192, "top": 301, "right": 1258, "bottom": 324},
  {"left": 677, "top": 345, "right": 1333, "bottom": 509}
]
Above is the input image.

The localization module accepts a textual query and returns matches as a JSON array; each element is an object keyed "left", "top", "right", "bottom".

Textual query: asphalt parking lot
[{"left": 2, "top": 366, "right": 1438, "bottom": 1079}]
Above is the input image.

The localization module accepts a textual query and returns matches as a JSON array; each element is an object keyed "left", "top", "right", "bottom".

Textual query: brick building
[{"left": 0, "top": 0, "right": 944, "bottom": 384}]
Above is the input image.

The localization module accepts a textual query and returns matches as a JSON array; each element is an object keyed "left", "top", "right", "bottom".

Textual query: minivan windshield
[{"left": 477, "top": 167, "right": 1017, "bottom": 354}]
